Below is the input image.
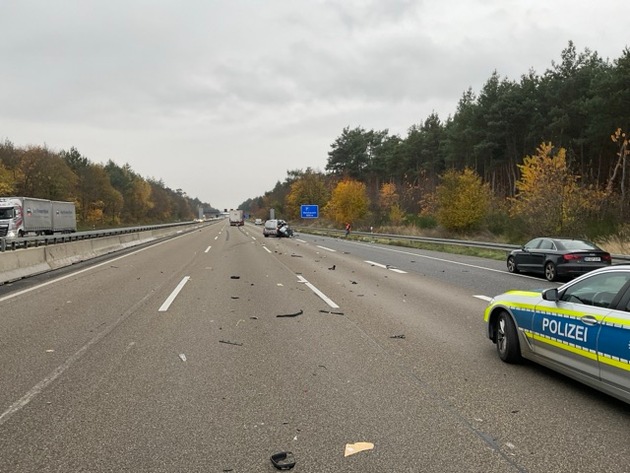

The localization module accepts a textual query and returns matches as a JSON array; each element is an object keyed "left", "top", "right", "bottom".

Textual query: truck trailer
[
  {"left": 228, "top": 209, "right": 244, "bottom": 226},
  {"left": 0, "top": 197, "right": 77, "bottom": 238}
]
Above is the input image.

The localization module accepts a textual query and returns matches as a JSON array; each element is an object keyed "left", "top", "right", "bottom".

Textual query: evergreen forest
[{"left": 241, "top": 42, "right": 630, "bottom": 242}]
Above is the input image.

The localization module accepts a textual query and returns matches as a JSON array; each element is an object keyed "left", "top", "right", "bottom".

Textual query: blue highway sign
[{"left": 300, "top": 205, "right": 319, "bottom": 219}]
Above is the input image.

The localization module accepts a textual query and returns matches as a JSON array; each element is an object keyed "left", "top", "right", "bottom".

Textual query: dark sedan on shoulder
[{"left": 507, "top": 237, "right": 611, "bottom": 281}]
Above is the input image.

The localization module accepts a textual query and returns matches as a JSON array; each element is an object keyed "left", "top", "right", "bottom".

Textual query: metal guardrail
[
  {"left": 293, "top": 226, "right": 630, "bottom": 262},
  {"left": 0, "top": 220, "right": 211, "bottom": 252}
]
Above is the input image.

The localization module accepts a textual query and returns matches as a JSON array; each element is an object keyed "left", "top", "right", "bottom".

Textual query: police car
[{"left": 484, "top": 265, "right": 630, "bottom": 404}]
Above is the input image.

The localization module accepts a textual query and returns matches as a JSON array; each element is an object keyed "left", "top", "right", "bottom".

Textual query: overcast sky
[{"left": 1, "top": 1, "right": 628, "bottom": 211}]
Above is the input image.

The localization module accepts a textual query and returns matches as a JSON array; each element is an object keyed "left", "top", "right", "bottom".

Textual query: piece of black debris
[
  {"left": 350, "top": 280, "right": 357, "bottom": 284},
  {"left": 271, "top": 451, "right": 296, "bottom": 470},
  {"left": 219, "top": 340, "right": 243, "bottom": 346},
  {"left": 276, "top": 309, "right": 304, "bottom": 318},
  {"left": 231, "top": 296, "right": 239, "bottom": 300},
  {"left": 390, "top": 334, "right": 406, "bottom": 339},
  {"left": 328, "top": 265, "right": 336, "bottom": 270},
  {"left": 250, "top": 316, "right": 258, "bottom": 320},
  {"left": 230, "top": 276, "right": 240, "bottom": 279},
  {"left": 291, "top": 254, "right": 302, "bottom": 258}
]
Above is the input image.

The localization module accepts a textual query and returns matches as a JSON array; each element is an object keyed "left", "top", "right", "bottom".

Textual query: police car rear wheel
[{"left": 496, "top": 311, "right": 521, "bottom": 363}]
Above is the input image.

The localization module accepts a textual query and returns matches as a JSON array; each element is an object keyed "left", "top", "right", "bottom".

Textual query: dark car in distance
[{"left": 507, "top": 237, "right": 612, "bottom": 281}]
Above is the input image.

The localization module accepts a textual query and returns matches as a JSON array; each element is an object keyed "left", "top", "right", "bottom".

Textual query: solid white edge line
[
  {"left": 389, "top": 268, "right": 407, "bottom": 274},
  {"left": 316, "top": 245, "right": 336, "bottom": 252},
  {"left": 474, "top": 295, "right": 493, "bottom": 302},
  {"left": 158, "top": 276, "right": 190, "bottom": 312},
  {"left": 297, "top": 275, "right": 340, "bottom": 309},
  {"left": 263, "top": 246, "right": 272, "bottom": 254},
  {"left": 295, "top": 239, "right": 307, "bottom": 243},
  {"left": 204, "top": 246, "right": 212, "bottom": 253}
]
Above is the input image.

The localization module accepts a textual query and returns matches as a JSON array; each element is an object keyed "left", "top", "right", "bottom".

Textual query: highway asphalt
[{"left": 0, "top": 223, "right": 628, "bottom": 472}]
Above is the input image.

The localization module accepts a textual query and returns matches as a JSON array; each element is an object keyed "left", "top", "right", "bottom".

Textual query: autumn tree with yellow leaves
[
  {"left": 378, "top": 182, "right": 405, "bottom": 225},
  {"left": 510, "top": 142, "right": 605, "bottom": 236},
  {"left": 284, "top": 170, "right": 330, "bottom": 219},
  {"left": 323, "top": 179, "right": 369, "bottom": 226},
  {"left": 436, "top": 168, "right": 490, "bottom": 232}
]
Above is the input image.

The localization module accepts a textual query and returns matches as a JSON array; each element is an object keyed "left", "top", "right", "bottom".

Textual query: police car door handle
[{"left": 580, "top": 316, "right": 599, "bottom": 326}]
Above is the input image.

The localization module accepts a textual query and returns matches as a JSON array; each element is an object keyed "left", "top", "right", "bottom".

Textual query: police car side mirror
[{"left": 542, "top": 288, "right": 559, "bottom": 301}]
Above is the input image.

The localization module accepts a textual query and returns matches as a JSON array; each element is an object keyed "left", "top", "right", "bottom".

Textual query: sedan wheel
[
  {"left": 496, "top": 311, "right": 521, "bottom": 363},
  {"left": 507, "top": 256, "right": 519, "bottom": 273},
  {"left": 545, "top": 262, "right": 557, "bottom": 281}
]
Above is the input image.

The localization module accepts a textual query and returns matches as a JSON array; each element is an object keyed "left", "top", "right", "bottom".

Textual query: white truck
[
  {"left": 0, "top": 197, "right": 77, "bottom": 238},
  {"left": 228, "top": 209, "right": 244, "bottom": 226}
]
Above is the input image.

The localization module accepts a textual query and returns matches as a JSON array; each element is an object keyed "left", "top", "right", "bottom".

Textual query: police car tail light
[
  {"left": 562, "top": 254, "right": 581, "bottom": 261},
  {"left": 602, "top": 254, "right": 612, "bottom": 262}
]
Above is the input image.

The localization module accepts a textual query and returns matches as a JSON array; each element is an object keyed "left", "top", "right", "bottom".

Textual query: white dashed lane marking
[
  {"left": 364, "top": 260, "right": 407, "bottom": 274},
  {"left": 159, "top": 276, "right": 190, "bottom": 312},
  {"left": 297, "top": 275, "right": 339, "bottom": 308}
]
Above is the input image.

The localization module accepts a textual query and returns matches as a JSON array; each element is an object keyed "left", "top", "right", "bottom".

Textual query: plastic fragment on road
[
  {"left": 344, "top": 442, "right": 374, "bottom": 457},
  {"left": 219, "top": 340, "right": 243, "bottom": 346},
  {"left": 390, "top": 334, "right": 406, "bottom": 339},
  {"left": 270, "top": 451, "right": 296, "bottom": 470},
  {"left": 276, "top": 309, "right": 304, "bottom": 318},
  {"left": 318, "top": 310, "right": 345, "bottom": 315},
  {"left": 179, "top": 353, "right": 187, "bottom": 362},
  {"left": 230, "top": 276, "right": 240, "bottom": 279}
]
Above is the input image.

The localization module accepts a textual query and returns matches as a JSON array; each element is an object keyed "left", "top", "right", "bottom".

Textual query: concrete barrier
[
  {"left": 0, "top": 247, "right": 51, "bottom": 283},
  {"left": 0, "top": 225, "right": 190, "bottom": 284}
]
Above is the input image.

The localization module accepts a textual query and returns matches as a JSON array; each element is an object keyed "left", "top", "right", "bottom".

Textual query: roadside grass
[
  {"left": 295, "top": 226, "right": 508, "bottom": 261},
  {"left": 355, "top": 235, "right": 508, "bottom": 261},
  {"left": 295, "top": 221, "right": 630, "bottom": 262}
]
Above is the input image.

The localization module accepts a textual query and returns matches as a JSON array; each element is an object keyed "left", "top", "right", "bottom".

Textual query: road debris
[
  {"left": 344, "top": 442, "right": 374, "bottom": 457},
  {"left": 179, "top": 353, "right": 187, "bottom": 362},
  {"left": 270, "top": 451, "right": 296, "bottom": 470},
  {"left": 230, "top": 276, "right": 240, "bottom": 279},
  {"left": 219, "top": 340, "right": 243, "bottom": 346},
  {"left": 390, "top": 334, "right": 406, "bottom": 339},
  {"left": 328, "top": 265, "right": 336, "bottom": 270},
  {"left": 231, "top": 296, "right": 240, "bottom": 300},
  {"left": 318, "top": 310, "right": 345, "bottom": 315},
  {"left": 290, "top": 254, "right": 302, "bottom": 258},
  {"left": 276, "top": 309, "right": 304, "bottom": 318}
]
